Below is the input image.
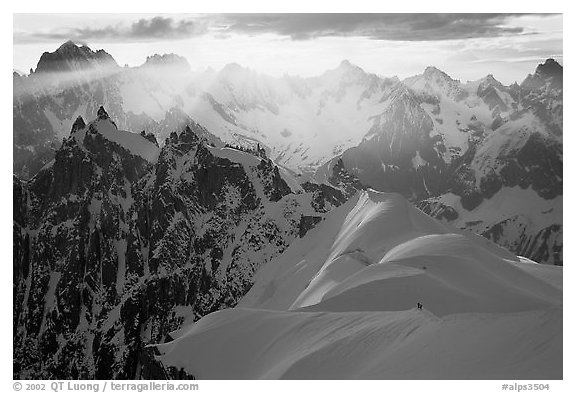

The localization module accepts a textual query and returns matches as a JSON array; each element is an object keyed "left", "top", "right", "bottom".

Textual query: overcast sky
[{"left": 13, "top": 13, "right": 562, "bottom": 84}]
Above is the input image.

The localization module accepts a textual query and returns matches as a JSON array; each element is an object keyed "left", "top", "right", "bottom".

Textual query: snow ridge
[{"left": 156, "top": 190, "right": 562, "bottom": 379}]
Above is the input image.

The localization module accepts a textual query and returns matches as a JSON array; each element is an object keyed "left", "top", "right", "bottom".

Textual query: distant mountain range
[{"left": 14, "top": 41, "right": 562, "bottom": 265}]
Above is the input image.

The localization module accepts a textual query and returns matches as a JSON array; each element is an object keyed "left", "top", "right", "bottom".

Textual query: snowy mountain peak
[
  {"left": 403, "top": 66, "right": 467, "bottom": 101},
  {"left": 217, "top": 62, "right": 257, "bottom": 85},
  {"left": 337, "top": 59, "right": 363, "bottom": 72},
  {"left": 56, "top": 40, "right": 81, "bottom": 52},
  {"left": 142, "top": 53, "right": 191, "bottom": 72},
  {"left": 339, "top": 59, "right": 353, "bottom": 67},
  {"left": 220, "top": 62, "right": 251, "bottom": 76},
  {"left": 35, "top": 41, "right": 118, "bottom": 73},
  {"left": 319, "top": 59, "right": 370, "bottom": 87},
  {"left": 333, "top": 59, "right": 365, "bottom": 75},
  {"left": 522, "top": 58, "right": 562, "bottom": 90},
  {"left": 423, "top": 66, "right": 453, "bottom": 81},
  {"left": 477, "top": 73, "right": 505, "bottom": 92},
  {"left": 482, "top": 73, "right": 501, "bottom": 85},
  {"left": 535, "top": 58, "right": 562, "bottom": 79}
]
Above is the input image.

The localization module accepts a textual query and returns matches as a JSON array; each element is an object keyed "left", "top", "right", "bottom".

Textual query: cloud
[
  {"left": 14, "top": 16, "right": 206, "bottom": 44},
  {"left": 471, "top": 55, "right": 563, "bottom": 64},
  {"left": 14, "top": 14, "right": 559, "bottom": 44},
  {"left": 215, "top": 13, "right": 554, "bottom": 41}
]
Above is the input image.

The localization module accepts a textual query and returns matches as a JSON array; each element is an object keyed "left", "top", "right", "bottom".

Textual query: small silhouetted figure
[
  {"left": 417, "top": 302, "right": 423, "bottom": 310},
  {"left": 553, "top": 251, "right": 561, "bottom": 266}
]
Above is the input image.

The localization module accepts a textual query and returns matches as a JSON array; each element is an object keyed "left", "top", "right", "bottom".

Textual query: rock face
[
  {"left": 13, "top": 110, "right": 345, "bottom": 379},
  {"left": 337, "top": 85, "right": 447, "bottom": 200}
]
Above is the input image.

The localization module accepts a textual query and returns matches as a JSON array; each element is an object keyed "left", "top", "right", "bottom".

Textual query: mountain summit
[
  {"left": 35, "top": 41, "right": 118, "bottom": 74},
  {"left": 141, "top": 53, "right": 191, "bottom": 72},
  {"left": 521, "top": 58, "right": 563, "bottom": 91},
  {"left": 535, "top": 58, "right": 563, "bottom": 79}
]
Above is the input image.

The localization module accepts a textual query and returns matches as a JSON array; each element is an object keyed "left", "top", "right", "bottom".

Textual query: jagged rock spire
[
  {"left": 97, "top": 106, "right": 109, "bottom": 120},
  {"left": 70, "top": 116, "right": 86, "bottom": 134},
  {"left": 94, "top": 106, "right": 118, "bottom": 129},
  {"left": 180, "top": 125, "right": 200, "bottom": 144}
]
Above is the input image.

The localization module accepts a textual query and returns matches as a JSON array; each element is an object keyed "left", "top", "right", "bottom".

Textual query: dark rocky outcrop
[
  {"left": 298, "top": 215, "right": 323, "bottom": 238},
  {"left": 70, "top": 116, "right": 86, "bottom": 134},
  {"left": 338, "top": 86, "right": 447, "bottom": 200},
  {"left": 13, "top": 111, "right": 345, "bottom": 379},
  {"left": 35, "top": 41, "right": 118, "bottom": 74},
  {"left": 302, "top": 181, "right": 347, "bottom": 213}
]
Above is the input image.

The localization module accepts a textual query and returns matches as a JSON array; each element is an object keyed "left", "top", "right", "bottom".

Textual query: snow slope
[
  {"left": 158, "top": 306, "right": 561, "bottom": 379},
  {"left": 156, "top": 190, "right": 562, "bottom": 379},
  {"left": 432, "top": 187, "right": 562, "bottom": 236},
  {"left": 73, "top": 117, "right": 160, "bottom": 162},
  {"left": 424, "top": 186, "right": 563, "bottom": 265}
]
